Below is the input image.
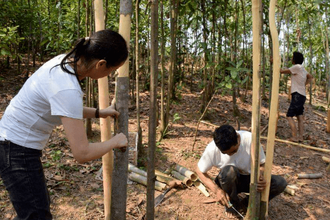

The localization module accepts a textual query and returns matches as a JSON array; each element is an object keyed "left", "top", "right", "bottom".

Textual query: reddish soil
[{"left": 1, "top": 64, "right": 330, "bottom": 220}]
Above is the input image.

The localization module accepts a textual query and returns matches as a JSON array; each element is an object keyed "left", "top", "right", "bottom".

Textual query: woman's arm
[
  {"left": 61, "top": 117, "right": 127, "bottom": 163},
  {"left": 83, "top": 105, "right": 119, "bottom": 119}
]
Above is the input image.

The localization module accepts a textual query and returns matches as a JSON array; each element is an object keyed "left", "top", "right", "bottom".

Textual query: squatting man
[{"left": 196, "top": 125, "right": 287, "bottom": 217}]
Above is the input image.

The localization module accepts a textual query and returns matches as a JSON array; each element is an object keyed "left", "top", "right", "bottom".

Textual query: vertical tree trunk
[
  {"left": 245, "top": 0, "right": 262, "bottom": 218},
  {"left": 164, "top": 0, "right": 178, "bottom": 136},
  {"left": 147, "top": 1, "right": 158, "bottom": 218},
  {"left": 232, "top": 0, "right": 240, "bottom": 116},
  {"left": 111, "top": 1, "right": 132, "bottom": 219},
  {"left": 201, "top": 0, "right": 208, "bottom": 113},
  {"left": 86, "top": 0, "right": 89, "bottom": 36},
  {"left": 94, "top": 1, "right": 113, "bottom": 219},
  {"left": 324, "top": 7, "right": 330, "bottom": 103},
  {"left": 77, "top": 0, "right": 80, "bottom": 39},
  {"left": 260, "top": 0, "right": 280, "bottom": 218},
  {"left": 159, "top": 0, "right": 166, "bottom": 141},
  {"left": 308, "top": 16, "right": 313, "bottom": 105},
  {"left": 85, "top": 78, "right": 92, "bottom": 138},
  {"left": 38, "top": 12, "right": 43, "bottom": 62},
  {"left": 135, "top": 0, "right": 143, "bottom": 163},
  {"left": 105, "top": 0, "right": 108, "bottom": 27},
  {"left": 85, "top": 0, "right": 93, "bottom": 138}
]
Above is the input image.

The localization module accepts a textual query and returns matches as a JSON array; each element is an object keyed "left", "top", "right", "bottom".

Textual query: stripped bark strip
[
  {"left": 246, "top": 0, "right": 262, "bottom": 218},
  {"left": 322, "top": 156, "right": 330, "bottom": 163},
  {"left": 261, "top": 0, "right": 281, "bottom": 217},
  {"left": 94, "top": 1, "right": 112, "bottom": 219},
  {"left": 284, "top": 187, "right": 295, "bottom": 196}
]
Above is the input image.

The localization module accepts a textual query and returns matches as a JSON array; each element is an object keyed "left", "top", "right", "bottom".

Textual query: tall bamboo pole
[
  {"left": 94, "top": 1, "right": 113, "bottom": 219},
  {"left": 245, "top": 0, "right": 262, "bottom": 219},
  {"left": 260, "top": 0, "right": 280, "bottom": 218},
  {"left": 147, "top": 1, "right": 158, "bottom": 218},
  {"left": 110, "top": 1, "right": 131, "bottom": 219}
]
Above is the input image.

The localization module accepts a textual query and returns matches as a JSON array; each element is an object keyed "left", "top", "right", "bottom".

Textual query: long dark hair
[{"left": 60, "top": 29, "right": 128, "bottom": 75}]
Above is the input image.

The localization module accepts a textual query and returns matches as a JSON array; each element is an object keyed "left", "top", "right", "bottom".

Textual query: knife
[
  {"left": 154, "top": 180, "right": 182, "bottom": 207},
  {"left": 228, "top": 202, "right": 244, "bottom": 218}
]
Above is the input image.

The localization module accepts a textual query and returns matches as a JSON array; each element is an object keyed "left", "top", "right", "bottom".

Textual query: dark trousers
[
  {"left": 0, "top": 140, "right": 52, "bottom": 220},
  {"left": 215, "top": 165, "right": 287, "bottom": 207}
]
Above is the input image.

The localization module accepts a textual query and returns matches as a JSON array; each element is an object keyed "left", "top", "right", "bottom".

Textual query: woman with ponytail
[{"left": 0, "top": 29, "right": 128, "bottom": 219}]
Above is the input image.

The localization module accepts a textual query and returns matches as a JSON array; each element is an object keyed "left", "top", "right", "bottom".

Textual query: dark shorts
[
  {"left": 286, "top": 92, "right": 306, "bottom": 117},
  {"left": 0, "top": 140, "right": 52, "bottom": 220}
]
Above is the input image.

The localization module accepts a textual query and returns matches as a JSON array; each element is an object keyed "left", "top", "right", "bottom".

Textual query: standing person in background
[
  {"left": 280, "top": 51, "right": 313, "bottom": 142},
  {"left": 0, "top": 29, "right": 128, "bottom": 220}
]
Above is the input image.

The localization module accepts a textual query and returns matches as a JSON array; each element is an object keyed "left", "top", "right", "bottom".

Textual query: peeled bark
[
  {"left": 245, "top": 0, "right": 262, "bottom": 219},
  {"left": 94, "top": 1, "right": 113, "bottom": 219},
  {"left": 260, "top": 0, "right": 280, "bottom": 218}
]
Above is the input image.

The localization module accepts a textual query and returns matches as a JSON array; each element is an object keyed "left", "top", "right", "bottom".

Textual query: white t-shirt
[
  {"left": 0, "top": 55, "right": 84, "bottom": 150},
  {"left": 197, "top": 130, "right": 265, "bottom": 175},
  {"left": 289, "top": 64, "right": 308, "bottom": 96}
]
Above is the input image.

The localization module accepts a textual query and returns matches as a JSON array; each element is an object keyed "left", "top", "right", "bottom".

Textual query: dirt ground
[{"left": 1, "top": 65, "right": 330, "bottom": 220}]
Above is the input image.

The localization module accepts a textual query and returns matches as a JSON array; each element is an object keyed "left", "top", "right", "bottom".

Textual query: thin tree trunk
[
  {"left": 165, "top": 0, "right": 177, "bottom": 136},
  {"left": 324, "top": 7, "right": 330, "bottom": 103},
  {"left": 308, "top": 16, "right": 313, "bottom": 105},
  {"left": 201, "top": 0, "right": 208, "bottom": 113},
  {"left": 111, "top": 1, "right": 132, "bottom": 219},
  {"left": 260, "top": 0, "right": 280, "bottom": 218},
  {"left": 147, "top": 1, "right": 158, "bottom": 218},
  {"left": 135, "top": 0, "right": 143, "bottom": 163},
  {"left": 245, "top": 0, "right": 262, "bottom": 218},
  {"left": 232, "top": 0, "right": 240, "bottom": 117},
  {"left": 159, "top": 0, "right": 166, "bottom": 141},
  {"left": 94, "top": 1, "right": 113, "bottom": 219},
  {"left": 77, "top": 0, "right": 80, "bottom": 39}
]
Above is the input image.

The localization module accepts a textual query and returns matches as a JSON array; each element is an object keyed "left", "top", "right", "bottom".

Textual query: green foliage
[
  {"left": 160, "top": 113, "right": 181, "bottom": 140},
  {"left": 50, "top": 150, "right": 62, "bottom": 162},
  {"left": 216, "top": 60, "right": 250, "bottom": 94}
]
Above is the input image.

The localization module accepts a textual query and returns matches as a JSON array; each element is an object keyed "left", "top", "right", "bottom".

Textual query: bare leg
[
  {"left": 297, "top": 115, "right": 304, "bottom": 141},
  {"left": 287, "top": 117, "right": 298, "bottom": 142}
]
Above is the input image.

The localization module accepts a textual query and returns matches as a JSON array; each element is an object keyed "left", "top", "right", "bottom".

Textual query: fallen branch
[
  {"left": 200, "top": 120, "right": 217, "bottom": 127},
  {"left": 260, "top": 124, "right": 268, "bottom": 135},
  {"left": 297, "top": 173, "right": 323, "bottom": 179},
  {"left": 175, "top": 164, "right": 197, "bottom": 181},
  {"left": 192, "top": 92, "right": 217, "bottom": 151},
  {"left": 313, "top": 111, "right": 327, "bottom": 121},
  {"left": 260, "top": 136, "right": 330, "bottom": 153},
  {"left": 199, "top": 121, "right": 330, "bottom": 153}
]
